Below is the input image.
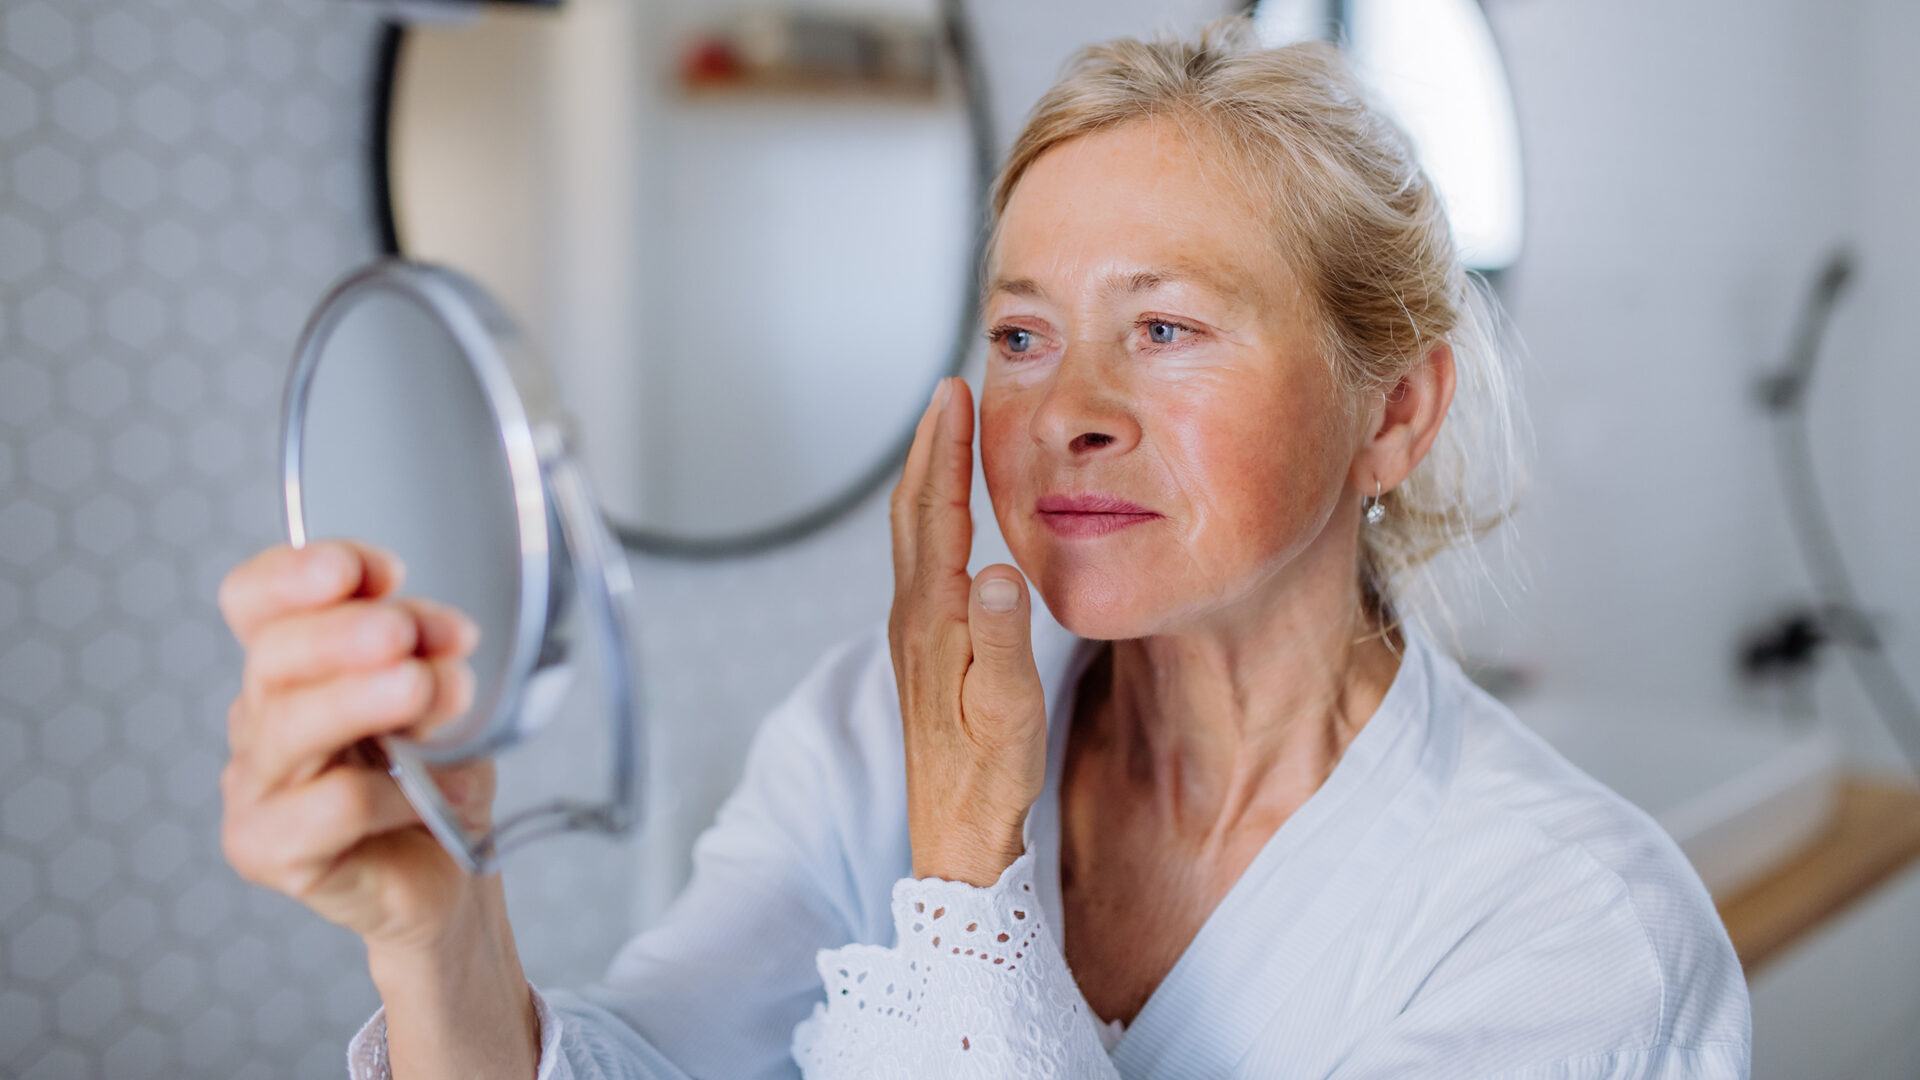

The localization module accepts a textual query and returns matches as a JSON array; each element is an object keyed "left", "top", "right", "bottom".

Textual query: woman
[{"left": 218, "top": 20, "right": 1750, "bottom": 1079}]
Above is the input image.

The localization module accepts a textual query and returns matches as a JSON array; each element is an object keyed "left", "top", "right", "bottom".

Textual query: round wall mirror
[{"left": 377, "top": 0, "right": 992, "bottom": 556}]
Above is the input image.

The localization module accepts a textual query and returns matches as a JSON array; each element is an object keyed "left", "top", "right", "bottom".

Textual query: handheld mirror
[{"left": 281, "top": 259, "right": 642, "bottom": 875}]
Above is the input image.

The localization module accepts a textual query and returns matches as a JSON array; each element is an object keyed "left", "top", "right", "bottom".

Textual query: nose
[{"left": 1029, "top": 347, "right": 1141, "bottom": 461}]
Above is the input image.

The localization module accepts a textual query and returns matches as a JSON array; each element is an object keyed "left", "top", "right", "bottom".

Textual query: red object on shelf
[{"left": 680, "top": 36, "right": 741, "bottom": 86}]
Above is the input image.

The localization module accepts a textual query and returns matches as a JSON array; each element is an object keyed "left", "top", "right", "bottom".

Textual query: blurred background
[{"left": 1, "top": 0, "right": 1916, "bottom": 1076}]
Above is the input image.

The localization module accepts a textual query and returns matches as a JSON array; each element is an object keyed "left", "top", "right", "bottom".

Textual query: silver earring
[{"left": 1364, "top": 479, "right": 1386, "bottom": 525}]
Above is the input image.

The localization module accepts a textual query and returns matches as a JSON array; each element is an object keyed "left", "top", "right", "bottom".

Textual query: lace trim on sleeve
[
  {"left": 345, "top": 1004, "right": 389, "bottom": 1080},
  {"left": 791, "top": 849, "right": 1119, "bottom": 1079}
]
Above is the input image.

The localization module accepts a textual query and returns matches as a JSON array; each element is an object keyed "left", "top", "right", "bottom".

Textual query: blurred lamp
[{"left": 1253, "top": 0, "right": 1524, "bottom": 271}]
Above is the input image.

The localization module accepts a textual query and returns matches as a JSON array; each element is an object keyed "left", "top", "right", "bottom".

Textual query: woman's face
[{"left": 981, "top": 118, "right": 1364, "bottom": 640}]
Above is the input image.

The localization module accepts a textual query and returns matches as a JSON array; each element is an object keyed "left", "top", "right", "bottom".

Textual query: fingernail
[
  {"left": 360, "top": 609, "right": 412, "bottom": 654},
  {"left": 306, "top": 546, "right": 352, "bottom": 591},
  {"left": 448, "top": 661, "right": 475, "bottom": 712},
  {"left": 436, "top": 607, "right": 480, "bottom": 653},
  {"left": 979, "top": 577, "right": 1019, "bottom": 613},
  {"left": 366, "top": 663, "right": 424, "bottom": 708},
  {"left": 381, "top": 549, "right": 407, "bottom": 588},
  {"left": 933, "top": 378, "right": 952, "bottom": 409}
]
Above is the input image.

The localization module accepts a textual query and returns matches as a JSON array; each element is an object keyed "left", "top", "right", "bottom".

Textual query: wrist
[
  {"left": 366, "top": 878, "right": 538, "bottom": 1080},
  {"left": 365, "top": 874, "right": 511, "bottom": 988},
  {"left": 912, "top": 826, "right": 1026, "bottom": 887}
]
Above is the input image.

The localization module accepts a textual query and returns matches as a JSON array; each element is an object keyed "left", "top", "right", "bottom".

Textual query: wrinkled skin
[{"left": 893, "top": 117, "right": 1455, "bottom": 1023}]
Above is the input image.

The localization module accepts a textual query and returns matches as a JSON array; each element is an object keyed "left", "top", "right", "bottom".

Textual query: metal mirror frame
[
  {"left": 367, "top": 0, "right": 997, "bottom": 559},
  {"left": 282, "top": 260, "right": 643, "bottom": 874}
]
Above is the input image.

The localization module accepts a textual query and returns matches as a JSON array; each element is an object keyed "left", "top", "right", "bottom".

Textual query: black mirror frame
[{"left": 366, "top": 1, "right": 997, "bottom": 559}]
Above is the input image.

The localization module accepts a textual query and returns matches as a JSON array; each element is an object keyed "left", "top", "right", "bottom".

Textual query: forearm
[{"left": 368, "top": 875, "right": 540, "bottom": 1080}]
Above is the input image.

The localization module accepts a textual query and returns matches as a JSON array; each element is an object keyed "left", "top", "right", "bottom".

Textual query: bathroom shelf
[
  {"left": 1716, "top": 775, "right": 1920, "bottom": 975},
  {"left": 675, "top": 74, "right": 943, "bottom": 103}
]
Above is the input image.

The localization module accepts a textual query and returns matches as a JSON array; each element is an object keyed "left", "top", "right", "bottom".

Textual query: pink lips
[{"left": 1035, "top": 493, "right": 1161, "bottom": 538}]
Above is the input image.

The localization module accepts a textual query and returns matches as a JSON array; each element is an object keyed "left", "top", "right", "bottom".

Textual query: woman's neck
[{"left": 1085, "top": 537, "right": 1404, "bottom": 841}]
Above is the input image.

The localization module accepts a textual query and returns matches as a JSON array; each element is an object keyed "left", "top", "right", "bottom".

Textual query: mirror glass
[
  {"left": 294, "top": 285, "right": 532, "bottom": 755},
  {"left": 1253, "top": 0, "right": 1524, "bottom": 270},
  {"left": 383, "top": 0, "right": 985, "bottom": 552}
]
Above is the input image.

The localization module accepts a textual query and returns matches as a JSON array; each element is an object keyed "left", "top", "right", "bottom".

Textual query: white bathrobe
[{"left": 350, "top": 616, "right": 1752, "bottom": 1079}]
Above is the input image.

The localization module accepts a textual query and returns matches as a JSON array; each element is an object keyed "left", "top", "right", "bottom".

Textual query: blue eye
[
  {"left": 1147, "top": 320, "right": 1183, "bottom": 344},
  {"left": 1004, "top": 328, "right": 1033, "bottom": 353}
]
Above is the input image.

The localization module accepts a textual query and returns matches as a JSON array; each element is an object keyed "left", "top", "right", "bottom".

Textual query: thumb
[{"left": 965, "top": 566, "right": 1042, "bottom": 713}]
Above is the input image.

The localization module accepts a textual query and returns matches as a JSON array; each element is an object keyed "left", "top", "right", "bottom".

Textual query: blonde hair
[{"left": 989, "top": 16, "right": 1527, "bottom": 640}]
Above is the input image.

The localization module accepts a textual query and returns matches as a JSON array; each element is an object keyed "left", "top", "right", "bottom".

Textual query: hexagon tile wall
[
  {"left": 0, "top": 1, "right": 414, "bottom": 1075},
  {"left": 0, "top": 0, "right": 925, "bottom": 1075}
]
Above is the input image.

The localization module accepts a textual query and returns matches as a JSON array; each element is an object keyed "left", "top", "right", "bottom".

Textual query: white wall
[
  {"left": 1845, "top": 0, "right": 1920, "bottom": 769},
  {"left": 1762, "top": 2, "right": 1920, "bottom": 1070},
  {"left": 1479, "top": 0, "right": 1914, "bottom": 771},
  {"left": 1466, "top": 2, "right": 1920, "bottom": 1074}
]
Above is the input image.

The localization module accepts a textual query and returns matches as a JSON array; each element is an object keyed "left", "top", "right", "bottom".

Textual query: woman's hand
[
  {"left": 218, "top": 539, "right": 487, "bottom": 948},
  {"left": 218, "top": 541, "right": 539, "bottom": 1078},
  {"left": 889, "top": 377, "right": 1049, "bottom": 887}
]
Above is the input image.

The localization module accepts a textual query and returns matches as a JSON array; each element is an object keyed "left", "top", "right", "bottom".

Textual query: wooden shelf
[
  {"left": 677, "top": 71, "right": 942, "bottom": 104},
  {"left": 1716, "top": 775, "right": 1920, "bottom": 976}
]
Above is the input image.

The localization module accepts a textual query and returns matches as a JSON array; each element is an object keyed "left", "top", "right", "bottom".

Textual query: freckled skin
[
  {"left": 975, "top": 117, "right": 1457, "bottom": 1026},
  {"left": 980, "top": 120, "right": 1356, "bottom": 641}
]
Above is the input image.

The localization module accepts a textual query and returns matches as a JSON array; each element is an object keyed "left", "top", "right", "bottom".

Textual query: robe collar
[{"left": 1023, "top": 614, "right": 1457, "bottom": 1076}]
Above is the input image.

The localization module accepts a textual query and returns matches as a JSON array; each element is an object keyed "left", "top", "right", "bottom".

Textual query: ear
[{"left": 1348, "top": 341, "right": 1456, "bottom": 496}]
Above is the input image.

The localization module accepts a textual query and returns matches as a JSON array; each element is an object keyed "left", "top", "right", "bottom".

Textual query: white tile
[
  {"left": 19, "top": 285, "right": 87, "bottom": 351},
  {"left": 0, "top": 68, "right": 36, "bottom": 139},
  {"left": 0, "top": 358, "right": 52, "bottom": 425},
  {"left": 88, "top": 11, "right": 153, "bottom": 76},
  {"left": 50, "top": 76, "right": 116, "bottom": 143},
  {"left": 12, "top": 145, "right": 83, "bottom": 212},
  {"left": 4, "top": 3, "right": 77, "bottom": 74},
  {"left": 25, "top": 426, "right": 96, "bottom": 494},
  {"left": 167, "top": 19, "right": 228, "bottom": 81},
  {"left": 53, "top": 970, "right": 125, "bottom": 1040},
  {"left": 9, "top": 910, "right": 81, "bottom": 984},
  {"left": 129, "top": 83, "right": 191, "bottom": 143},
  {"left": 0, "top": 213, "right": 48, "bottom": 282},
  {"left": 32, "top": 564, "right": 102, "bottom": 630},
  {"left": 0, "top": 500, "right": 57, "bottom": 568}
]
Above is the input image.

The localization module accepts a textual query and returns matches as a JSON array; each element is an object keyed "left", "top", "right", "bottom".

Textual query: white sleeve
[
  {"left": 347, "top": 986, "right": 696, "bottom": 1080},
  {"left": 344, "top": 628, "right": 912, "bottom": 1080},
  {"left": 790, "top": 849, "right": 1121, "bottom": 1080}
]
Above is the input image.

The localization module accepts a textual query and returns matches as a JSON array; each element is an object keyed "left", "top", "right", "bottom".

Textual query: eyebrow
[
  {"left": 985, "top": 266, "right": 1248, "bottom": 305},
  {"left": 987, "top": 275, "right": 1048, "bottom": 300}
]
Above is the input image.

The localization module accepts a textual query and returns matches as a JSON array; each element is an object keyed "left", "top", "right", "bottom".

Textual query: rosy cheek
[
  {"left": 978, "top": 383, "right": 1022, "bottom": 455},
  {"left": 1152, "top": 389, "right": 1299, "bottom": 554},
  {"left": 1148, "top": 394, "right": 1236, "bottom": 499},
  {"left": 978, "top": 398, "right": 1023, "bottom": 493},
  {"left": 979, "top": 396, "right": 1044, "bottom": 556}
]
